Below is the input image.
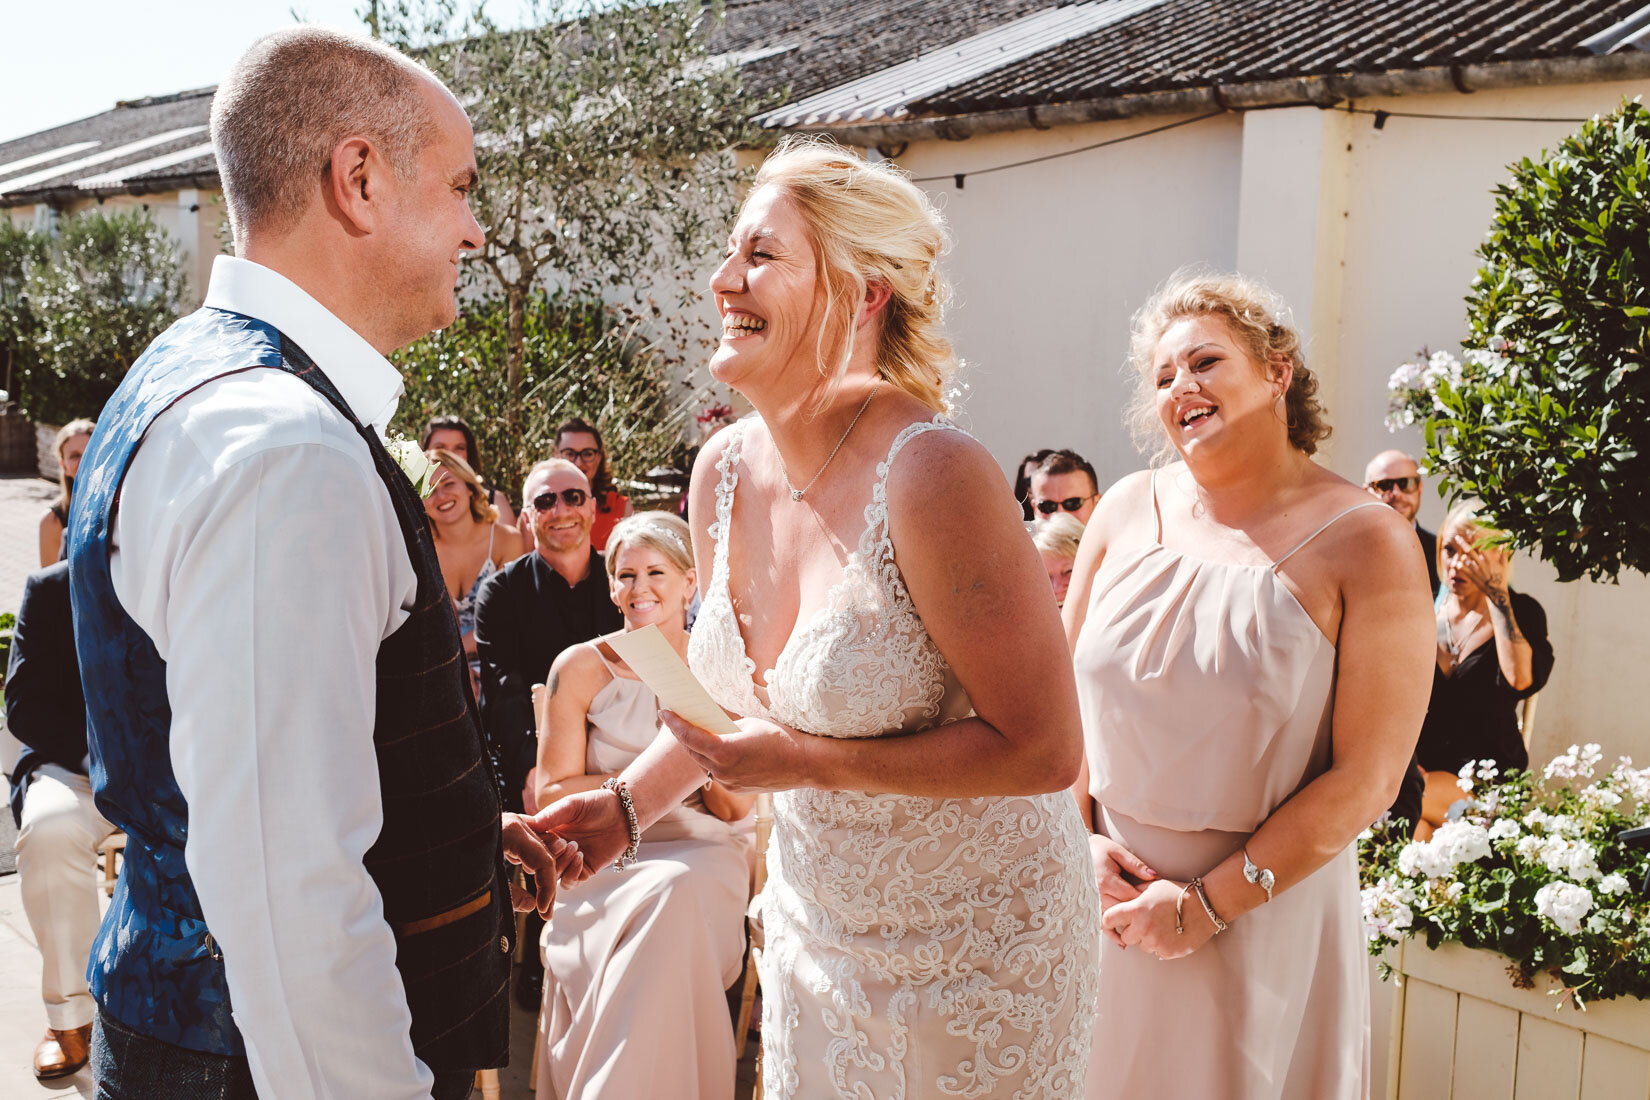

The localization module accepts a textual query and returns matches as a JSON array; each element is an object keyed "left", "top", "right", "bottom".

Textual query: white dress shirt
[{"left": 110, "top": 255, "right": 434, "bottom": 1098}]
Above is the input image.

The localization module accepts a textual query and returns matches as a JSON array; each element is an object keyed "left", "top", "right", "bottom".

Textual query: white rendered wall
[{"left": 893, "top": 111, "right": 1244, "bottom": 486}]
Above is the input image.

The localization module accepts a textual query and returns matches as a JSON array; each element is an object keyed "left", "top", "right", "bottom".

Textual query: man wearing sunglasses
[
  {"left": 474, "top": 458, "right": 624, "bottom": 820},
  {"left": 1029, "top": 449, "right": 1101, "bottom": 527},
  {"left": 1365, "top": 449, "right": 1439, "bottom": 596}
]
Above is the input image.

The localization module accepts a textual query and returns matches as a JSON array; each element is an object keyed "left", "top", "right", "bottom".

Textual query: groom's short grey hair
[{"left": 211, "top": 26, "right": 443, "bottom": 245}]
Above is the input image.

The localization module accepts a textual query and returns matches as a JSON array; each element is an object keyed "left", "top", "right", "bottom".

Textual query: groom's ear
[{"left": 326, "top": 134, "right": 386, "bottom": 235}]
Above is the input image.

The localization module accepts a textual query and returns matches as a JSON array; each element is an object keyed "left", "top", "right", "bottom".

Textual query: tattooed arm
[{"left": 1452, "top": 534, "right": 1535, "bottom": 690}]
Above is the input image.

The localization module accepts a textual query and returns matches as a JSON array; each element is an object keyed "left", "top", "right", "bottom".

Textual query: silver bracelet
[
  {"left": 601, "top": 777, "right": 641, "bottom": 870},
  {"left": 1242, "top": 847, "right": 1275, "bottom": 902},
  {"left": 1191, "top": 877, "right": 1229, "bottom": 934}
]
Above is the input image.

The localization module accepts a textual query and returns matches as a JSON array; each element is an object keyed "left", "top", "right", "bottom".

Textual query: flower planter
[{"left": 1380, "top": 939, "right": 1650, "bottom": 1099}]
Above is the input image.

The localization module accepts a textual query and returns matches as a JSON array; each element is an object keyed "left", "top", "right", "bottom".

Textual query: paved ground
[
  {"left": 1, "top": 474, "right": 55, "bottom": 618},
  {"left": 0, "top": 470, "right": 759, "bottom": 1096}
]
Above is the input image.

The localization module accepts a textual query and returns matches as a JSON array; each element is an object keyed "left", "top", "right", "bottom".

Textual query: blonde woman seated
[
  {"left": 423, "top": 450, "right": 518, "bottom": 684},
  {"left": 533, "top": 512, "right": 753, "bottom": 1100},
  {"left": 1033, "top": 512, "right": 1086, "bottom": 608},
  {"left": 1415, "top": 504, "right": 1553, "bottom": 837}
]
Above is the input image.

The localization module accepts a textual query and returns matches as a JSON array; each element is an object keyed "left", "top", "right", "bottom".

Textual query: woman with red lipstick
[
  {"left": 1413, "top": 504, "right": 1552, "bottom": 837},
  {"left": 536, "top": 138, "right": 1100, "bottom": 1099},
  {"left": 1063, "top": 272, "right": 1434, "bottom": 1099}
]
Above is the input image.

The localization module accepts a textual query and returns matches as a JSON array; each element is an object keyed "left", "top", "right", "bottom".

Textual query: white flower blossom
[
  {"left": 1361, "top": 879, "right": 1415, "bottom": 942},
  {"left": 1599, "top": 873, "right": 1631, "bottom": 897},
  {"left": 1487, "top": 819, "right": 1521, "bottom": 841},
  {"left": 1545, "top": 744, "right": 1605, "bottom": 781},
  {"left": 1396, "top": 822, "right": 1491, "bottom": 879},
  {"left": 1608, "top": 758, "right": 1650, "bottom": 803},
  {"left": 1580, "top": 784, "right": 1623, "bottom": 812},
  {"left": 1534, "top": 882, "right": 1594, "bottom": 936}
]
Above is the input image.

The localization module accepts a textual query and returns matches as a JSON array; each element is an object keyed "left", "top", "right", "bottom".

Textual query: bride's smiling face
[{"left": 707, "top": 185, "right": 825, "bottom": 392}]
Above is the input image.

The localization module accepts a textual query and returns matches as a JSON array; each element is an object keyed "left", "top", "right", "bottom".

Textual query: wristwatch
[{"left": 1242, "top": 847, "right": 1275, "bottom": 902}]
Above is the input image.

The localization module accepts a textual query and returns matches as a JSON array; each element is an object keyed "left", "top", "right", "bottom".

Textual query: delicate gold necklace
[{"left": 776, "top": 383, "right": 881, "bottom": 502}]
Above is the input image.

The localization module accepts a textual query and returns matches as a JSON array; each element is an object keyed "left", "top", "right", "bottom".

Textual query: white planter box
[{"left": 1378, "top": 939, "right": 1650, "bottom": 1100}]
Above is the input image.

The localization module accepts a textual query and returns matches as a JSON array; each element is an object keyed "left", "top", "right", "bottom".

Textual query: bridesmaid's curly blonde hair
[
  {"left": 1126, "top": 270, "right": 1331, "bottom": 464},
  {"left": 753, "top": 136, "right": 956, "bottom": 414}
]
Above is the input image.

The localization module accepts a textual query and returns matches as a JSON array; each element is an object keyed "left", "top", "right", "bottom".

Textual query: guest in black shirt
[
  {"left": 1364, "top": 449, "right": 1439, "bottom": 597},
  {"left": 475, "top": 458, "right": 623, "bottom": 816},
  {"left": 1415, "top": 504, "right": 1554, "bottom": 838}
]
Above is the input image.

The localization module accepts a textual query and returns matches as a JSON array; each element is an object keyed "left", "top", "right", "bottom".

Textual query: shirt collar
[{"left": 202, "top": 255, "right": 404, "bottom": 436}]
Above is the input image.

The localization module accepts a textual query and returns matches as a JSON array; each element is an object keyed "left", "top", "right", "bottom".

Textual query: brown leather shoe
[{"left": 33, "top": 1024, "right": 92, "bottom": 1080}]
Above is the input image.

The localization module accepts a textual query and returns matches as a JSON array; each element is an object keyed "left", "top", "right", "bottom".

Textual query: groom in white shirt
[{"left": 67, "top": 27, "right": 566, "bottom": 1099}]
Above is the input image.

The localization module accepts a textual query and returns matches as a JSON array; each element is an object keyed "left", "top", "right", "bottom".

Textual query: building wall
[
  {"left": 6, "top": 188, "right": 224, "bottom": 308},
  {"left": 894, "top": 112, "right": 1245, "bottom": 484}
]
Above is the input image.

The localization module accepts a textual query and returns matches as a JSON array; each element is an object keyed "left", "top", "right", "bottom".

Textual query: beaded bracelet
[{"left": 601, "top": 777, "right": 641, "bottom": 871}]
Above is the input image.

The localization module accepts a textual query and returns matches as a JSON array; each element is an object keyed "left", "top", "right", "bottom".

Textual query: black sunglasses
[
  {"left": 532, "top": 488, "right": 589, "bottom": 511},
  {"left": 1367, "top": 477, "right": 1420, "bottom": 493},
  {"left": 1035, "top": 495, "right": 1096, "bottom": 515},
  {"left": 558, "top": 447, "right": 602, "bottom": 463}
]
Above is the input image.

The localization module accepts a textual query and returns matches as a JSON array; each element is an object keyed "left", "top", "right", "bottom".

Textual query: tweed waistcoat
[{"left": 68, "top": 307, "right": 512, "bottom": 1067}]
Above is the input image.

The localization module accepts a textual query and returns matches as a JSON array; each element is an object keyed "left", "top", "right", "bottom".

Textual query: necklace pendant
[{"left": 790, "top": 488, "right": 804, "bottom": 502}]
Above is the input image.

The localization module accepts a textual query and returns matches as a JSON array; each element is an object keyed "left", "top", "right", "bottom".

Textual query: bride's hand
[
  {"left": 662, "top": 711, "right": 814, "bottom": 793},
  {"left": 528, "top": 788, "right": 627, "bottom": 883},
  {"left": 1101, "top": 878, "right": 1217, "bottom": 960},
  {"left": 1090, "top": 833, "right": 1157, "bottom": 921}
]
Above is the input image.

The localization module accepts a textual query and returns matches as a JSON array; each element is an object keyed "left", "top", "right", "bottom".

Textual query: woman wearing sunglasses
[
  {"left": 1064, "top": 272, "right": 1434, "bottom": 1099},
  {"left": 535, "top": 138, "right": 1100, "bottom": 1098}
]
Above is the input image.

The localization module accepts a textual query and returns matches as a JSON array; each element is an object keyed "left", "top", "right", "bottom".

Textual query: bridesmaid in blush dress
[
  {"left": 1065, "top": 273, "right": 1435, "bottom": 1099},
  {"left": 532, "top": 512, "right": 753, "bottom": 1099}
]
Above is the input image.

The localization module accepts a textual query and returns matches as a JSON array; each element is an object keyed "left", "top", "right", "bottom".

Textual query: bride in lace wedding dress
[{"left": 537, "top": 138, "right": 1100, "bottom": 1099}]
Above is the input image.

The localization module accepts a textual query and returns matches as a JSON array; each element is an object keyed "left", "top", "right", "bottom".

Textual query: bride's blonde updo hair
[
  {"left": 753, "top": 136, "right": 956, "bottom": 413},
  {"left": 1125, "top": 270, "right": 1331, "bottom": 464}
]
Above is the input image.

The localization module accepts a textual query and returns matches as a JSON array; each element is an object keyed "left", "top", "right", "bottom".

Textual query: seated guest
[
  {"left": 1365, "top": 449, "right": 1439, "bottom": 595},
  {"left": 4, "top": 561, "right": 118, "bottom": 1080},
  {"left": 555, "top": 417, "right": 632, "bottom": 550},
  {"left": 423, "top": 449, "right": 519, "bottom": 685},
  {"left": 1029, "top": 448, "right": 1100, "bottom": 525},
  {"left": 1014, "top": 448, "right": 1054, "bottom": 521},
  {"left": 534, "top": 512, "right": 752, "bottom": 1099},
  {"left": 421, "top": 413, "right": 521, "bottom": 537},
  {"left": 1031, "top": 513, "right": 1084, "bottom": 608},
  {"left": 37, "top": 420, "right": 94, "bottom": 567},
  {"left": 1415, "top": 504, "right": 1554, "bottom": 837},
  {"left": 476, "top": 457, "right": 623, "bottom": 813}
]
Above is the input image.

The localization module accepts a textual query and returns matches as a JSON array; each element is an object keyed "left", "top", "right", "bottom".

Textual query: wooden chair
[
  {"left": 734, "top": 793, "right": 774, "bottom": 1099},
  {"left": 99, "top": 831, "right": 126, "bottom": 896},
  {"left": 1517, "top": 691, "right": 1540, "bottom": 748}
]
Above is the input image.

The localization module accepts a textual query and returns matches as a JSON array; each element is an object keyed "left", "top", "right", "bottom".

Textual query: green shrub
[
  {"left": 0, "top": 220, "right": 49, "bottom": 404},
  {"left": 1427, "top": 99, "right": 1650, "bottom": 582},
  {"left": 390, "top": 290, "right": 711, "bottom": 503},
  {"left": 17, "top": 209, "right": 187, "bottom": 427}
]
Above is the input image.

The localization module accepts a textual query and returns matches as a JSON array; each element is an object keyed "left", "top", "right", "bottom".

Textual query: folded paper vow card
[{"left": 606, "top": 625, "right": 741, "bottom": 736}]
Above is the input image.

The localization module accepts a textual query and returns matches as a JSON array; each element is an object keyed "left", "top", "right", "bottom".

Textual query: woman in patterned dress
[{"left": 537, "top": 137, "right": 1100, "bottom": 1099}]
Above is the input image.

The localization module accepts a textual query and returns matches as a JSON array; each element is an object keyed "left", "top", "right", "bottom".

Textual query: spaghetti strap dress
[
  {"left": 1074, "top": 474, "right": 1385, "bottom": 1100},
  {"left": 535, "top": 642, "right": 750, "bottom": 1099}
]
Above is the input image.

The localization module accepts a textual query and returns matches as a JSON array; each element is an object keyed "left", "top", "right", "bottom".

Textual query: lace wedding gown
[{"left": 689, "top": 417, "right": 1101, "bottom": 1100}]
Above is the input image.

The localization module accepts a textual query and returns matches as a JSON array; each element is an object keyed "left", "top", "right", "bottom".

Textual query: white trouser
[{"left": 15, "top": 763, "right": 117, "bottom": 1030}]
